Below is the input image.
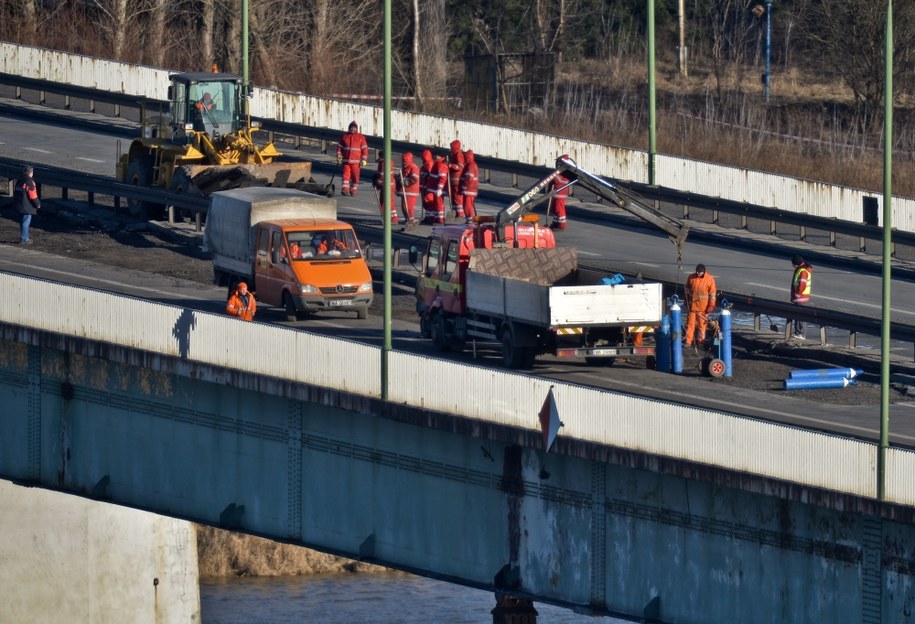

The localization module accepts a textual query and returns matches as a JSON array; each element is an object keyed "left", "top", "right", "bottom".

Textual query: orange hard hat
[{"left": 237, "top": 282, "right": 248, "bottom": 290}]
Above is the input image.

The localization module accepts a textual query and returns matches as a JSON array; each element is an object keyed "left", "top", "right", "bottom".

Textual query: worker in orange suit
[
  {"left": 459, "top": 149, "right": 479, "bottom": 223},
  {"left": 428, "top": 153, "right": 449, "bottom": 224},
  {"left": 336, "top": 121, "right": 368, "bottom": 197},
  {"left": 372, "top": 156, "right": 398, "bottom": 225},
  {"left": 684, "top": 264, "right": 717, "bottom": 347},
  {"left": 226, "top": 282, "right": 257, "bottom": 321},
  {"left": 400, "top": 152, "right": 421, "bottom": 229},
  {"left": 447, "top": 140, "right": 466, "bottom": 218},
  {"left": 419, "top": 149, "right": 437, "bottom": 224},
  {"left": 548, "top": 155, "right": 572, "bottom": 230}
]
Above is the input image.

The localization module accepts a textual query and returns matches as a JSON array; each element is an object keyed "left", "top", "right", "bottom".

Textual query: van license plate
[{"left": 329, "top": 299, "right": 353, "bottom": 307}]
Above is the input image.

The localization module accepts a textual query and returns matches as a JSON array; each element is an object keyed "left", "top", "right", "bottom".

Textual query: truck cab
[
  {"left": 167, "top": 72, "right": 243, "bottom": 138},
  {"left": 415, "top": 216, "right": 555, "bottom": 347},
  {"left": 252, "top": 220, "right": 373, "bottom": 320}
]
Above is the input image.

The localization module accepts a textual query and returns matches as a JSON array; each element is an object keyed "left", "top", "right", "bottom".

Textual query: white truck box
[
  {"left": 203, "top": 187, "right": 337, "bottom": 265},
  {"left": 465, "top": 247, "right": 662, "bottom": 328}
]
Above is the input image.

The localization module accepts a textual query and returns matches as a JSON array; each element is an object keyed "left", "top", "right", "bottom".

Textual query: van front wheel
[
  {"left": 356, "top": 306, "right": 368, "bottom": 320},
  {"left": 283, "top": 292, "right": 298, "bottom": 322}
]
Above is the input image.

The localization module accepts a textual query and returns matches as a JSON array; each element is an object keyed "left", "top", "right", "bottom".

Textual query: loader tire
[
  {"left": 169, "top": 167, "right": 204, "bottom": 222},
  {"left": 125, "top": 156, "right": 165, "bottom": 220}
]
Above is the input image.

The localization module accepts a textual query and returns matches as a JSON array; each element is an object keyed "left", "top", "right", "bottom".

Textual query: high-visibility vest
[{"left": 792, "top": 265, "right": 812, "bottom": 304}]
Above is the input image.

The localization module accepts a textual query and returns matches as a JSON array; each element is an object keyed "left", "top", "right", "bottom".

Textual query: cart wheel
[{"left": 708, "top": 358, "right": 726, "bottom": 378}]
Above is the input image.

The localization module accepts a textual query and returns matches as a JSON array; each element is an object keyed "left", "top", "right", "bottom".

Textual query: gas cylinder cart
[{"left": 699, "top": 313, "right": 727, "bottom": 378}]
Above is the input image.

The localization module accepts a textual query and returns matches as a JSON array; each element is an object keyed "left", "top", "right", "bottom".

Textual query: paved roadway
[{"left": 4, "top": 109, "right": 915, "bottom": 449}]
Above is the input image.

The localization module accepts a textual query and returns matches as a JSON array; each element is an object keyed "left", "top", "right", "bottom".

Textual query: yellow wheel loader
[{"left": 116, "top": 72, "right": 331, "bottom": 218}]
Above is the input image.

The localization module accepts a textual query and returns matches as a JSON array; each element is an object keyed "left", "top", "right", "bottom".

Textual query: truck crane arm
[{"left": 496, "top": 156, "right": 689, "bottom": 250}]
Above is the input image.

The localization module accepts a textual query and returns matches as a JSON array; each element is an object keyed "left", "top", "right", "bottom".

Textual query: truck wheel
[
  {"left": 646, "top": 355, "right": 657, "bottom": 370},
  {"left": 283, "top": 292, "right": 298, "bottom": 322},
  {"left": 521, "top": 347, "right": 537, "bottom": 369},
  {"left": 125, "top": 155, "right": 165, "bottom": 220},
  {"left": 419, "top": 315, "right": 432, "bottom": 339},
  {"left": 501, "top": 329, "right": 524, "bottom": 369},
  {"left": 431, "top": 313, "right": 450, "bottom": 351}
]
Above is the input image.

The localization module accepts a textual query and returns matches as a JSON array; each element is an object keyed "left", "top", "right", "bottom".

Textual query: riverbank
[{"left": 197, "top": 525, "right": 386, "bottom": 578}]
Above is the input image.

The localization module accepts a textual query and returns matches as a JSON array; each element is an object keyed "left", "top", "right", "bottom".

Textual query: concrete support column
[
  {"left": 0, "top": 479, "right": 201, "bottom": 623},
  {"left": 491, "top": 595, "right": 538, "bottom": 624}
]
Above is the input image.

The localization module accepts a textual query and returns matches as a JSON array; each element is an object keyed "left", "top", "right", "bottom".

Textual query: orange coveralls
[{"left": 684, "top": 270, "right": 717, "bottom": 345}]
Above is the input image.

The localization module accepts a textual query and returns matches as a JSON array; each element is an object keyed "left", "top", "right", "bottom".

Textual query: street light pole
[
  {"left": 764, "top": 0, "right": 772, "bottom": 102},
  {"left": 647, "top": 0, "right": 656, "bottom": 185},
  {"left": 879, "top": 0, "right": 893, "bottom": 501}
]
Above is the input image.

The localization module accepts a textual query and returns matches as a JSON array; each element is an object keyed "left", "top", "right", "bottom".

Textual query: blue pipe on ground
[
  {"left": 670, "top": 299, "right": 682, "bottom": 374},
  {"left": 656, "top": 314, "right": 671, "bottom": 372},
  {"left": 789, "top": 368, "right": 864, "bottom": 380},
  {"left": 720, "top": 308, "right": 732, "bottom": 378},
  {"left": 784, "top": 377, "right": 858, "bottom": 391}
]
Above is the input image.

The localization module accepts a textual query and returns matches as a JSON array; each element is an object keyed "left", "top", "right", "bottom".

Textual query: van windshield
[{"left": 287, "top": 229, "right": 361, "bottom": 260}]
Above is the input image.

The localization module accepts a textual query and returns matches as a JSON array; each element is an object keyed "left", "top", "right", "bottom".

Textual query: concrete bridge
[{"left": 3, "top": 272, "right": 915, "bottom": 623}]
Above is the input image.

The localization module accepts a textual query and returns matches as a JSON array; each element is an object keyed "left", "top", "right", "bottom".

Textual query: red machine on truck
[{"left": 412, "top": 156, "right": 688, "bottom": 369}]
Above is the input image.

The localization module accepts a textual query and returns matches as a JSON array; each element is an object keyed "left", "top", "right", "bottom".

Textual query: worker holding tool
[
  {"left": 684, "top": 264, "right": 717, "bottom": 347},
  {"left": 336, "top": 121, "right": 368, "bottom": 197},
  {"left": 399, "top": 152, "right": 420, "bottom": 229},
  {"left": 548, "top": 157, "right": 572, "bottom": 230},
  {"left": 419, "top": 149, "right": 436, "bottom": 223},
  {"left": 372, "top": 156, "right": 398, "bottom": 225}
]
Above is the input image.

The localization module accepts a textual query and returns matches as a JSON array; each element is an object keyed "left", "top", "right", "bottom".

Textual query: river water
[{"left": 200, "top": 573, "right": 625, "bottom": 623}]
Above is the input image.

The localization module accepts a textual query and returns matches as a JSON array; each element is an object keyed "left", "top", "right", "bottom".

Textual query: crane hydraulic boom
[{"left": 496, "top": 156, "right": 689, "bottom": 251}]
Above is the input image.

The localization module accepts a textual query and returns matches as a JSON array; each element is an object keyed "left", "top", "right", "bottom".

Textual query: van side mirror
[
  {"left": 167, "top": 86, "right": 173, "bottom": 100},
  {"left": 408, "top": 245, "right": 418, "bottom": 265}
]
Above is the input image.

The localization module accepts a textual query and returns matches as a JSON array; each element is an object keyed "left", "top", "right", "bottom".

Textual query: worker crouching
[{"left": 226, "top": 282, "right": 257, "bottom": 321}]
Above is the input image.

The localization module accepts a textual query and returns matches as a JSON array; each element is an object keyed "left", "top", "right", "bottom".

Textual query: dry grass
[
  {"left": 196, "top": 525, "right": 388, "bottom": 578},
  {"left": 502, "top": 57, "right": 915, "bottom": 197}
]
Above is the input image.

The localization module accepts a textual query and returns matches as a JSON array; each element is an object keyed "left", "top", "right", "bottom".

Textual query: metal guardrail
[
  {"left": 0, "top": 71, "right": 902, "bottom": 257},
  {"left": 722, "top": 293, "right": 915, "bottom": 349},
  {"left": 0, "top": 157, "right": 209, "bottom": 216}
]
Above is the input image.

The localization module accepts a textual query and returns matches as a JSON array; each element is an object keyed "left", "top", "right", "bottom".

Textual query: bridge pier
[
  {"left": 491, "top": 595, "right": 538, "bottom": 624},
  {"left": 0, "top": 478, "right": 200, "bottom": 623}
]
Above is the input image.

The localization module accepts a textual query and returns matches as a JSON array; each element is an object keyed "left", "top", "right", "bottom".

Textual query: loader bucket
[{"left": 181, "top": 162, "right": 333, "bottom": 197}]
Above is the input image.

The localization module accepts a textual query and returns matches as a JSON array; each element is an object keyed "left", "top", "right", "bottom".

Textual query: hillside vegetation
[{"left": 4, "top": 2, "right": 915, "bottom": 197}]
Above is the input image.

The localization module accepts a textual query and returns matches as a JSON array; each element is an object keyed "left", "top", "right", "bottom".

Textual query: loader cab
[{"left": 168, "top": 72, "right": 242, "bottom": 138}]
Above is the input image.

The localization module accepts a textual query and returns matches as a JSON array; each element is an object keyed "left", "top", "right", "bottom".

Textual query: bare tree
[
  {"left": 802, "top": 0, "right": 915, "bottom": 130},
  {"left": 411, "top": 0, "right": 425, "bottom": 106},
  {"left": 418, "top": 0, "right": 447, "bottom": 104},
  {"left": 148, "top": 0, "right": 169, "bottom": 69}
]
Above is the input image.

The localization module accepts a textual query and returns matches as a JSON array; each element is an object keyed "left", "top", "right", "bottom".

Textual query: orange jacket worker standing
[
  {"left": 684, "top": 264, "right": 717, "bottom": 346},
  {"left": 336, "top": 121, "right": 368, "bottom": 197},
  {"left": 447, "top": 140, "right": 466, "bottom": 217},
  {"left": 226, "top": 282, "right": 257, "bottom": 321}
]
